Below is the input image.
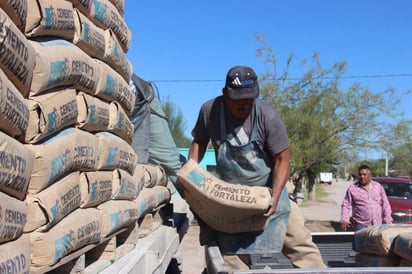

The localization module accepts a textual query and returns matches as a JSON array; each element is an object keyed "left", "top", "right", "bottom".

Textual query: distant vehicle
[
  {"left": 320, "top": 172, "right": 333, "bottom": 185},
  {"left": 373, "top": 176, "right": 412, "bottom": 224}
]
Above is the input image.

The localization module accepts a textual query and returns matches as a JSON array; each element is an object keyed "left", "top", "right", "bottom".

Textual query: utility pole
[{"left": 385, "top": 151, "right": 389, "bottom": 176}]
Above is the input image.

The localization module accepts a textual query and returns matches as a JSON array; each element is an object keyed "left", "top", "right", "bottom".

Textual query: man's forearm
[
  {"left": 269, "top": 148, "right": 290, "bottom": 212},
  {"left": 188, "top": 141, "right": 207, "bottom": 163}
]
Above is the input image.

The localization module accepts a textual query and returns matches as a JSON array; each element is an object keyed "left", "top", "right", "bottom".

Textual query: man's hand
[
  {"left": 263, "top": 198, "right": 277, "bottom": 217},
  {"left": 341, "top": 221, "right": 350, "bottom": 231}
]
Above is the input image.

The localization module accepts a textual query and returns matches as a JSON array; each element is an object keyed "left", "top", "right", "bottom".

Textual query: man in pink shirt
[{"left": 341, "top": 164, "right": 393, "bottom": 231}]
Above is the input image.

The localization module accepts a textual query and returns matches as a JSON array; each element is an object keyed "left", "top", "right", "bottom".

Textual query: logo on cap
[{"left": 231, "top": 76, "right": 255, "bottom": 87}]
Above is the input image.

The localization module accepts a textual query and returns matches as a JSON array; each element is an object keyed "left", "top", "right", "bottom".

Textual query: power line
[{"left": 150, "top": 73, "right": 412, "bottom": 83}]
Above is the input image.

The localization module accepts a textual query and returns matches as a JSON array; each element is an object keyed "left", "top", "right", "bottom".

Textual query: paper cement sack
[
  {"left": 72, "top": 8, "right": 106, "bottom": 59},
  {"left": 0, "top": 191, "right": 27, "bottom": 244},
  {"left": 25, "top": 0, "right": 75, "bottom": 40},
  {"left": 0, "top": 131, "right": 34, "bottom": 200},
  {"left": 95, "top": 131, "right": 137, "bottom": 175},
  {"left": 27, "top": 128, "right": 99, "bottom": 193},
  {"left": 354, "top": 224, "right": 412, "bottom": 256},
  {"left": 112, "top": 168, "right": 143, "bottom": 200},
  {"left": 26, "top": 87, "right": 78, "bottom": 143},
  {"left": 134, "top": 186, "right": 171, "bottom": 219},
  {"left": 0, "top": 0, "right": 28, "bottom": 31},
  {"left": 177, "top": 159, "right": 272, "bottom": 232},
  {"left": 97, "top": 200, "right": 138, "bottom": 237},
  {"left": 0, "top": 8, "right": 35, "bottom": 97},
  {"left": 139, "top": 163, "right": 168, "bottom": 188},
  {"left": 79, "top": 170, "right": 113, "bottom": 208},
  {"left": 30, "top": 207, "right": 102, "bottom": 267},
  {"left": 108, "top": 0, "right": 124, "bottom": 15},
  {"left": 394, "top": 231, "right": 412, "bottom": 262},
  {"left": 0, "top": 234, "right": 30, "bottom": 274},
  {"left": 0, "top": 68, "right": 29, "bottom": 142},
  {"left": 72, "top": 0, "right": 131, "bottom": 52},
  {"left": 108, "top": 101, "right": 134, "bottom": 144},
  {"left": 25, "top": 172, "right": 82, "bottom": 232},
  {"left": 102, "top": 29, "right": 132, "bottom": 81},
  {"left": 94, "top": 58, "right": 135, "bottom": 115},
  {"left": 76, "top": 91, "right": 110, "bottom": 132},
  {"left": 30, "top": 38, "right": 98, "bottom": 95}
]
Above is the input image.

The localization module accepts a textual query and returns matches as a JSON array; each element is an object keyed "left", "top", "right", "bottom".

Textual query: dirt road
[{"left": 300, "top": 178, "right": 353, "bottom": 221}]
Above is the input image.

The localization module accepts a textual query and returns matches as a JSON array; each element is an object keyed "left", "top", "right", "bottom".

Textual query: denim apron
[{"left": 214, "top": 99, "right": 291, "bottom": 254}]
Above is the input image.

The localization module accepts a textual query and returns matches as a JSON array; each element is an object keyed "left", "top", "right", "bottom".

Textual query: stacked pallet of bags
[
  {"left": 353, "top": 224, "right": 412, "bottom": 267},
  {"left": 0, "top": 1, "right": 172, "bottom": 272}
]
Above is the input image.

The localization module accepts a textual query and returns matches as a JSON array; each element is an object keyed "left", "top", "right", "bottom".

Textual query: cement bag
[
  {"left": 76, "top": 91, "right": 110, "bottom": 132},
  {"left": 140, "top": 163, "right": 167, "bottom": 188},
  {"left": 112, "top": 168, "right": 143, "bottom": 200},
  {"left": 30, "top": 207, "right": 102, "bottom": 267},
  {"left": 108, "top": 0, "right": 124, "bottom": 15},
  {"left": 0, "top": 131, "right": 34, "bottom": 200},
  {"left": 149, "top": 95, "right": 184, "bottom": 176},
  {"left": 27, "top": 128, "right": 99, "bottom": 194},
  {"left": 0, "top": 191, "right": 26, "bottom": 244},
  {"left": 71, "top": 0, "right": 92, "bottom": 16},
  {"left": 97, "top": 200, "right": 139, "bottom": 237},
  {"left": 355, "top": 253, "right": 400, "bottom": 267},
  {"left": 94, "top": 59, "right": 135, "bottom": 115},
  {"left": 29, "top": 38, "right": 97, "bottom": 95},
  {"left": 394, "top": 232, "right": 412, "bottom": 262},
  {"left": 25, "top": 0, "right": 75, "bottom": 40},
  {"left": 95, "top": 132, "right": 137, "bottom": 175},
  {"left": 0, "top": 0, "right": 28, "bottom": 32},
  {"left": 134, "top": 186, "right": 171, "bottom": 219},
  {"left": 73, "top": 0, "right": 131, "bottom": 52},
  {"left": 25, "top": 172, "right": 82, "bottom": 232},
  {"left": 132, "top": 164, "right": 146, "bottom": 190},
  {"left": 354, "top": 224, "right": 412, "bottom": 256},
  {"left": 0, "top": 68, "right": 29, "bottom": 142},
  {"left": 26, "top": 87, "right": 78, "bottom": 143},
  {"left": 72, "top": 8, "right": 105, "bottom": 59},
  {"left": 102, "top": 29, "right": 132, "bottom": 82},
  {"left": 108, "top": 101, "right": 133, "bottom": 144},
  {"left": 0, "top": 234, "right": 30, "bottom": 274},
  {"left": 0, "top": 8, "right": 35, "bottom": 97},
  {"left": 79, "top": 170, "right": 113, "bottom": 208},
  {"left": 177, "top": 159, "right": 272, "bottom": 233},
  {"left": 129, "top": 74, "right": 154, "bottom": 164}
]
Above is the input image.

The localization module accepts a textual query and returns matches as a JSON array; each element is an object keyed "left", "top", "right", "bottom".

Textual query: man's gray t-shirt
[{"left": 191, "top": 96, "right": 289, "bottom": 160}]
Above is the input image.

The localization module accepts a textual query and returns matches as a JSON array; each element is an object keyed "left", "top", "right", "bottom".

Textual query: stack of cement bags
[
  {"left": 0, "top": 1, "right": 172, "bottom": 272},
  {"left": 354, "top": 224, "right": 412, "bottom": 267}
]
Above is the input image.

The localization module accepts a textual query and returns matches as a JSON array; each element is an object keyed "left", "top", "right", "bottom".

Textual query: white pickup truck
[{"left": 320, "top": 172, "right": 334, "bottom": 185}]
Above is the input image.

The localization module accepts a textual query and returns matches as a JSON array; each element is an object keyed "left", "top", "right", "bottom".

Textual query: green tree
[
  {"left": 390, "top": 142, "right": 412, "bottom": 177},
  {"left": 161, "top": 96, "right": 191, "bottom": 148},
  {"left": 255, "top": 33, "right": 410, "bottom": 199}
]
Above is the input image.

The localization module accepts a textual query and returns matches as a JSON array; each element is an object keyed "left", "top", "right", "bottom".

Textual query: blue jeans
[{"left": 354, "top": 224, "right": 369, "bottom": 231}]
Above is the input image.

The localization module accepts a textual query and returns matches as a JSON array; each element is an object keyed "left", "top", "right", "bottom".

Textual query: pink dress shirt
[{"left": 341, "top": 180, "right": 393, "bottom": 226}]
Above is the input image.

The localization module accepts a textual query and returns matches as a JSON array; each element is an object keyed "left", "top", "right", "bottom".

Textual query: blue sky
[{"left": 124, "top": 0, "right": 412, "bottom": 145}]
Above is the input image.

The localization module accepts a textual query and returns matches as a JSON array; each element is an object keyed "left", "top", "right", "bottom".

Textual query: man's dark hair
[{"left": 358, "top": 164, "right": 371, "bottom": 172}]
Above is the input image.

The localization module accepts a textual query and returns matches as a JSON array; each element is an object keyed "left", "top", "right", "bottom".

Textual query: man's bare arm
[
  {"left": 188, "top": 140, "right": 208, "bottom": 163},
  {"left": 264, "top": 147, "right": 290, "bottom": 217}
]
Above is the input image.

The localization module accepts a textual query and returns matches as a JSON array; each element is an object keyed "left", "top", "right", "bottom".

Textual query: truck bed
[{"left": 205, "top": 232, "right": 412, "bottom": 273}]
